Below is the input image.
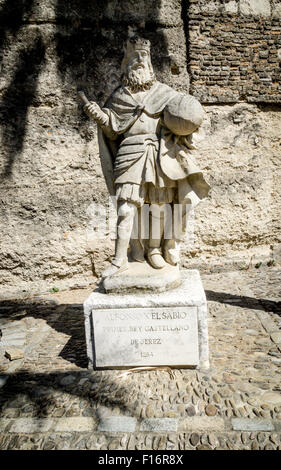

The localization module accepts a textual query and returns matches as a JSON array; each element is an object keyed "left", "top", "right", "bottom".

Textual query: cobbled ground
[{"left": 0, "top": 266, "right": 280, "bottom": 450}]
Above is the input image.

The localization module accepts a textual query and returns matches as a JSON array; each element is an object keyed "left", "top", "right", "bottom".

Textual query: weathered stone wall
[
  {"left": 189, "top": 0, "right": 281, "bottom": 102},
  {"left": 183, "top": 101, "right": 281, "bottom": 272},
  {"left": 0, "top": 1, "right": 280, "bottom": 298}
]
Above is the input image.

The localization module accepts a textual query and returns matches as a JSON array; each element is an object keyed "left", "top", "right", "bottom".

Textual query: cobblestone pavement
[{"left": 0, "top": 267, "right": 280, "bottom": 450}]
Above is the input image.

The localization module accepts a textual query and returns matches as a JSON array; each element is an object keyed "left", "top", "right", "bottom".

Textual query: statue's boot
[
  {"left": 102, "top": 201, "right": 137, "bottom": 278},
  {"left": 163, "top": 239, "right": 180, "bottom": 266},
  {"left": 147, "top": 205, "right": 166, "bottom": 269},
  {"left": 101, "top": 257, "right": 128, "bottom": 279},
  {"left": 101, "top": 237, "right": 129, "bottom": 279},
  {"left": 147, "top": 247, "right": 166, "bottom": 269}
]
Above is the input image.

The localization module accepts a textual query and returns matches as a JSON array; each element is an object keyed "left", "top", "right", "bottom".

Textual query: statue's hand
[
  {"left": 83, "top": 101, "right": 109, "bottom": 127},
  {"left": 84, "top": 101, "right": 102, "bottom": 120}
]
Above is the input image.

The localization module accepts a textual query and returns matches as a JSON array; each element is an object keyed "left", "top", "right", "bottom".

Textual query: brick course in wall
[{"left": 188, "top": 1, "right": 281, "bottom": 103}]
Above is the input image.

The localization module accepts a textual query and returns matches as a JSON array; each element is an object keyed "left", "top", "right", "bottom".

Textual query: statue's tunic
[
  {"left": 114, "top": 113, "right": 177, "bottom": 205},
  {"left": 98, "top": 81, "right": 210, "bottom": 207}
]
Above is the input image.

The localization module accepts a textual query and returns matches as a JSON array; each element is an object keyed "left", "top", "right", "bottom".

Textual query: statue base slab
[
  {"left": 103, "top": 261, "right": 181, "bottom": 294},
  {"left": 84, "top": 269, "right": 209, "bottom": 370}
]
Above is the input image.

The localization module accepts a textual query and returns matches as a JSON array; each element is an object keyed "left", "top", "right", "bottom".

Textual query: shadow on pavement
[
  {"left": 206, "top": 290, "right": 281, "bottom": 315},
  {"left": 0, "top": 299, "right": 87, "bottom": 368},
  {"left": 0, "top": 368, "right": 139, "bottom": 421}
]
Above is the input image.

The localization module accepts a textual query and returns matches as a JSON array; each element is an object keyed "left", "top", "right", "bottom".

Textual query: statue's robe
[{"left": 98, "top": 81, "right": 210, "bottom": 209}]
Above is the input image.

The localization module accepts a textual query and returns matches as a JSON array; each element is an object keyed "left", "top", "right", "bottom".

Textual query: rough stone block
[
  {"left": 9, "top": 418, "right": 54, "bottom": 433},
  {"left": 224, "top": 1, "right": 238, "bottom": 14},
  {"left": 231, "top": 418, "right": 275, "bottom": 431},
  {"left": 140, "top": 418, "right": 178, "bottom": 432},
  {"left": 0, "top": 419, "right": 11, "bottom": 432},
  {"left": 270, "top": 332, "right": 281, "bottom": 344},
  {"left": 179, "top": 416, "right": 225, "bottom": 432},
  {"left": 273, "top": 420, "right": 281, "bottom": 432},
  {"left": 272, "top": 4, "right": 281, "bottom": 19},
  {"left": 260, "top": 318, "right": 279, "bottom": 334},
  {"left": 260, "top": 392, "right": 281, "bottom": 406},
  {"left": 3, "top": 340, "right": 25, "bottom": 348},
  {"left": 4, "top": 348, "right": 24, "bottom": 361},
  {"left": 240, "top": 0, "right": 271, "bottom": 17},
  {"left": 97, "top": 417, "right": 137, "bottom": 433},
  {"left": 53, "top": 417, "right": 95, "bottom": 432}
]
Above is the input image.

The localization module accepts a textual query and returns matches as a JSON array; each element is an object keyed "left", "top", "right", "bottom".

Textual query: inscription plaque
[{"left": 92, "top": 306, "right": 199, "bottom": 368}]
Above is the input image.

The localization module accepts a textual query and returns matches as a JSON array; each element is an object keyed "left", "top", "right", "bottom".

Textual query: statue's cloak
[{"left": 98, "top": 81, "right": 210, "bottom": 206}]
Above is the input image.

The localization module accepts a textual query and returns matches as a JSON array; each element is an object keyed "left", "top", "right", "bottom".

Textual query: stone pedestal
[
  {"left": 84, "top": 269, "right": 209, "bottom": 370},
  {"left": 103, "top": 261, "right": 181, "bottom": 293}
]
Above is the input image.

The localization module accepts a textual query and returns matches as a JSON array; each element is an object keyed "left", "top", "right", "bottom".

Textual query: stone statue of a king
[{"left": 83, "top": 35, "right": 210, "bottom": 280}]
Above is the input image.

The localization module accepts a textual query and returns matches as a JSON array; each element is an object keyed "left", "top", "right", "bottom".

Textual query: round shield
[{"left": 163, "top": 93, "right": 204, "bottom": 136}]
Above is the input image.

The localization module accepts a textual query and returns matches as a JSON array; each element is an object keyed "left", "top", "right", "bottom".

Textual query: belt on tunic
[{"left": 117, "top": 134, "right": 159, "bottom": 157}]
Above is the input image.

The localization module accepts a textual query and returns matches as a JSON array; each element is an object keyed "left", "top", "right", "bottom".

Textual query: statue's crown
[{"left": 125, "top": 36, "right": 151, "bottom": 54}]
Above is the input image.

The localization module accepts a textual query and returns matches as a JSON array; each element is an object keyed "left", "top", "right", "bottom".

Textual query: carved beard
[{"left": 122, "top": 66, "right": 156, "bottom": 92}]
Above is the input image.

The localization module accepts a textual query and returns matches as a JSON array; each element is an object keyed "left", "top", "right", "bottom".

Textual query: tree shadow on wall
[
  {"left": 0, "top": 0, "right": 45, "bottom": 179},
  {"left": 0, "top": 37, "right": 45, "bottom": 178},
  {"left": 0, "top": 1, "right": 190, "bottom": 179},
  {"left": 54, "top": 0, "right": 170, "bottom": 104},
  {"left": 0, "top": 0, "right": 34, "bottom": 51}
]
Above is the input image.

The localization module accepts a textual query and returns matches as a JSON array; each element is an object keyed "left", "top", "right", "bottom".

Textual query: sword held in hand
[
  {"left": 77, "top": 90, "right": 90, "bottom": 105},
  {"left": 78, "top": 90, "right": 109, "bottom": 126},
  {"left": 77, "top": 90, "right": 115, "bottom": 196}
]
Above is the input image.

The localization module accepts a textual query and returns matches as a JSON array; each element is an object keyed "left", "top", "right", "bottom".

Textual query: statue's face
[
  {"left": 126, "top": 49, "right": 152, "bottom": 84},
  {"left": 127, "top": 49, "right": 149, "bottom": 71}
]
